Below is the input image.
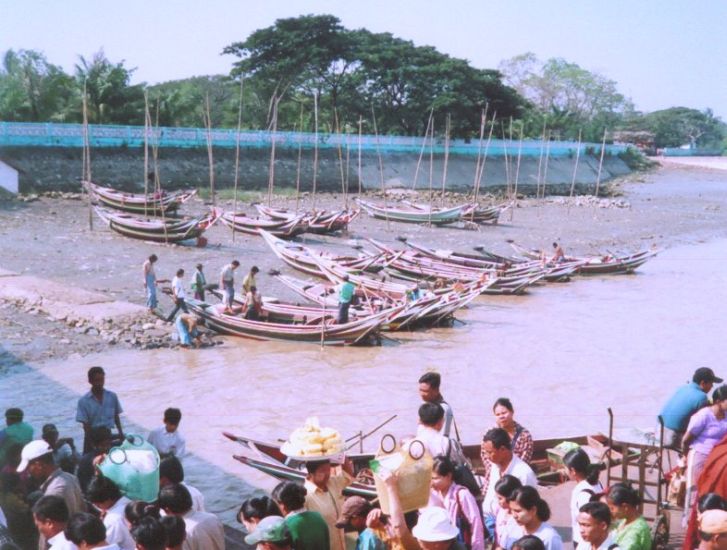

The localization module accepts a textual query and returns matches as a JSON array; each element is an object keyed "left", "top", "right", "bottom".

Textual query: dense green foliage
[
  {"left": 0, "top": 17, "right": 723, "bottom": 153},
  {"left": 635, "top": 107, "right": 725, "bottom": 149},
  {"left": 223, "top": 15, "right": 525, "bottom": 137}
]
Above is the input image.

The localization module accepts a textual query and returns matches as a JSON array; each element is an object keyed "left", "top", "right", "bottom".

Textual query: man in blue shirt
[
  {"left": 76, "top": 366, "right": 124, "bottom": 453},
  {"left": 659, "top": 367, "right": 722, "bottom": 449}
]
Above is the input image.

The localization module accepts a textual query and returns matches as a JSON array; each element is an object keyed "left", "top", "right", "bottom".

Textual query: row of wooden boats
[
  {"left": 83, "top": 181, "right": 197, "bottom": 215},
  {"left": 356, "top": 198, "right": 510, "bottom": 226}
]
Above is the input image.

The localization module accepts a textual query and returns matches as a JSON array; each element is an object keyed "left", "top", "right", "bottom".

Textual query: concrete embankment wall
[{"left": 0, "top": 146, "right": 631, "bottom": 195}]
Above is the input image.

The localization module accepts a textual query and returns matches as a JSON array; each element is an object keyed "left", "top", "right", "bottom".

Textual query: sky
[{"left": 2, "top": 0, "right": 726, "bottom": 118}]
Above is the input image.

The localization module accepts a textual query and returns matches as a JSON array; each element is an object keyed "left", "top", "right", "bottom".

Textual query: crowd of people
[{"left": 3, "top": 367, "right": 727, "bottom": 550}]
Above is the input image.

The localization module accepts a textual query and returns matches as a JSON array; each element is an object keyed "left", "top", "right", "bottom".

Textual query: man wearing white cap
[
  {"left": 698, "top": 509, "right": 727, "bottom": 550},
  {"left": 412, "top": 506, "right": 466, "bottom": 550},
  {"left": 19, "top": 440, "right": 84, "bottom": 515}
]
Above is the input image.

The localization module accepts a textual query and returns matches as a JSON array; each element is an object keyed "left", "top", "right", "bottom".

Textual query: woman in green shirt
[{"left": 605, "top": 483, "right": 652, "bottom": 550}]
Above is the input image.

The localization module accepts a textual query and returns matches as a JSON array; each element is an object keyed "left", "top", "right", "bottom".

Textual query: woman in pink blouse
[
  {"left": 682, "top": 385, "right": 727, "bottom": 522},
  {"left": 429, "top": 455, "right": 486, "bottom": 550}
]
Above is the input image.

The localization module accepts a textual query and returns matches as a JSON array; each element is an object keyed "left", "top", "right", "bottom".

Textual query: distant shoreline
[{"left": 653, "top": 155, "right": 727, "bottom": 171}]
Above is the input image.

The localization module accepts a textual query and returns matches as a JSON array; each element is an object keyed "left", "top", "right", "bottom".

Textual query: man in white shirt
[
  {"left": 418, "top": 372, "right": 456, "bottom": 437},
  {"left": 86, "top": 476, "right": 135, "bottom": 550},
  {"left": 32, "top": 495, "right": 76, "bottom": 550},
  {"left": 219, "top": 260, "right": 240, "bottom": 313},
  {"left": 415, "top": 403, "right": 451, "bottom": 459},
  {"left": 166, "top": 269, "right": 189, "bottom": 322},
  {"left": 158, "top": 483, "right": 224, "bottom": 550},
  {"left": 481, "top": 427, "right": 537, "bottom": 518},
  {"left": 577, "top": 502, "right": 618, "bottom": 550},
  {"left": 147, "top": 407, "right": 187, "bottom": 459}
]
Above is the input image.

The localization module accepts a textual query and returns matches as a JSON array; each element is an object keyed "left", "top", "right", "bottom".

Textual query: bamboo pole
[
  {"left": 345, "top": 137, "right": 351, "bottom": 203},
  {"left": 334, "top": 109, "right": 347, "bottom": 208},
  {"left": 501, "top": 121, "right": 511, "bottom": 202},
  {"left": 82, "top": 80, "right": 93, "bottom": 230},
  {"left": 472, "top": 104, "right": 489, "bottom": 191},
  {"left": 440, "top": 114, "right": 451, "bottom": 206},
  {"left": 507, "top": 117, "right": 514, "bottom": 202},
  {"left": 428, "top": 116, "right": 435, "bottom": 227},
  {"left": 204, "top": 93, "right": 215, "bottom": 206},
  {"left": 151, "top": 99, "right": 169, "bottom": 244},
  {"left": 232, "top": 78, "right": 244, "bottom": 241},
  {"left": 510, "top": 121, "right": 524, "bottom": 222},
  {"left": 267, "top": 95, "right": 279, "bottom": 207},
  {"left": 542, "top": 129, "right": 552, "bottom": 199},
  {"left": 357, "top": 117, "right": 363, "bottom": 196},
  {"left": 412, "top": 108, "right": 434, "bottom": 190},
  {"left": 568, "top": 129, "right": 583, "bottom": 215},
  {"left": 536, "top": 119, "right": 547, "bottom": 199},
  {"left": 295, "top": 103, "right": 304, "bottom": 213},
  {"left": 143, "top": 92, "right": 150, "bottom": 219},
  {"left": 595, "top": 128, "right": 607, "bottom": 197},
  {"left": 474, "top": 112, "right": 497, "bottom": 205},
  {"left": 312, "top": 92, "right": 319, "bottom": 211},
  {"left": 371, "top": 104, "right": 389, "bottom": 229}
]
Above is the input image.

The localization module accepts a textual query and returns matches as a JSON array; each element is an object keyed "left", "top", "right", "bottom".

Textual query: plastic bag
[{"left": 99, "top": 434, "right": 160, "bottom": 502}]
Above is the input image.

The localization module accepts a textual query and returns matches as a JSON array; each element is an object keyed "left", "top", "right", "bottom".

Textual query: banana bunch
[{"left": 282, "top": 417, "right": 344, "bottom": 457}]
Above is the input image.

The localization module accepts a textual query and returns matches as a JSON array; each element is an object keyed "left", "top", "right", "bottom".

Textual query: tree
[
  {"left": 638, "top": 107, "right": 725, "bottom": 149},
  {"left": 75, "top": 50, "right": 145, "bottom": 124},
  {"left": 0, "top": 49, "right": 76, "bottom": 122},
  {"left": 499, "top": 52, "right": 633, "bottom": 140}
]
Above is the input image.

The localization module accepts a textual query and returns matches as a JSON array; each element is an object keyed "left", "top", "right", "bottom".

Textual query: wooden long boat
[
  {"left": 510, "top": 243, "right": 659, "bottom": 275},
  {"left": 220, "top": 211, "right": 309, "bottom": 239},
  {"left": 461, "top": 202, "right": 511, "bottom": 224},
  {"left": 94, "top": 206, "right": 220, "bottom": 244},
  {"left": 260, "top": 229, "right": 385, "bottom": 278},
  {"left": 83, "top": 181, "right": 196, "bottom": 215},
  {"left": 403, "top": 240, "right": 581, "bottom": 283},
  {"left": 255, "top": 205, "right": 360, "bottom": 234},
  {"left": 187, "top": 298, "right": 400, "bottom": 345},
  {"left": 356, "top": 198, "right": 468, "bottom": 225},
  {"left": 224, "top": 432, "right": 612, "bottom": 500}
]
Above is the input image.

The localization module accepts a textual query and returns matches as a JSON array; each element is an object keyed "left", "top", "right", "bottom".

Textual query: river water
[{"left": 2, "top": 180, "right": 727, "bottom": 528}]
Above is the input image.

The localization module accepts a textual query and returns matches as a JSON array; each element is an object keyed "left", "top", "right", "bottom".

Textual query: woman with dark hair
[
  {"left": 564, "top": 448, "right": 603, "bottom": 548},
  {"left": 494, "top": 475, "right": 523, "bottom": 550},
  {"left": 604, "top": 483, "right": 650, "bottom": 550},
  {"left": 682, "top": 385, "right": 727, "bottom": 519},
  {"left": 237, "top": 496, "right": 282, "bottom": 533},
  {"left": 429, "top": 455, "right": 485, "bottom": 549},
  {"left": 507, "top": 486, "right": 562, "bottom": 550},
  {"left": 482, "top": 398, "right": 534, "bottom": 492}
]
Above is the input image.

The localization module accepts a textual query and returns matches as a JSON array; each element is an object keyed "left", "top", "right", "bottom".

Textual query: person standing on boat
[
  {"left": 191, "top": 264, "right": 207, "bottom": 301},
  {"left": 219, "top": 260, "right": 240, "bottom": 314},
  {"left": 244, "top": 286, "right": 263, "bottom": 321},
  {"left": 166, "top": 269, "right": 189, "bottom": 322},
  {"left": 551, "top": 243, "right": 565, "bottom": 263},
  {"left": 419, "top": 372, "right": 456, "bottom": 438},
  {"left": 303, "top": 458, "right": 353, "bottom": 550},
  {"left": 337, "top": 275, "right": 355, "bottom": 324},
  {"left": 242, "top": 266, "right": 260, "bottom": 295},
  {"left": 143, "top": 254, "right": 159, "bottom": 313},
  {"left": 659, "top": 367, "right": 722, "bottom": 450}
]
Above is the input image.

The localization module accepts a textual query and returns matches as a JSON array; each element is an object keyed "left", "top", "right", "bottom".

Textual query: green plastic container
[{"left": 99, "top": 434, "right": 160, "bottom": 502}]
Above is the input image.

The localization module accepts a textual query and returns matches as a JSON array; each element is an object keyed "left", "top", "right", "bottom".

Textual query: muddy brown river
[{"left": 3, "top": 235, "right": 726, "bottom": 529}]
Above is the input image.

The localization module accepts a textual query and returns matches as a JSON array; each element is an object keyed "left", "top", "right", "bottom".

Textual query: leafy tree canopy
[{"left": 635, "top": 107, "right": 725, "bottom": 149}]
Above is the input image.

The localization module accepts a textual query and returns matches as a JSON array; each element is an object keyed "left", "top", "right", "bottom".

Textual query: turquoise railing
[{"left": 0, "top": 122, "right": 628, "bottom": 157}]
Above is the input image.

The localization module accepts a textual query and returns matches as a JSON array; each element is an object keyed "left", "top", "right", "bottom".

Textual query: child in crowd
[{"left": 147, "top": 408, "right": 187, "bottom": 459}]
